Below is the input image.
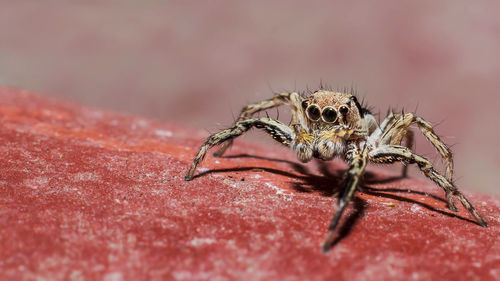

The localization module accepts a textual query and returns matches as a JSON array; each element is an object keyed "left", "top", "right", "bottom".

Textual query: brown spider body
[
  {"left": 293, "top": 90, "right": 377, "bottom": 162},
  {"left": 184, "top": 89, "right": 487, "bottom": 252}
]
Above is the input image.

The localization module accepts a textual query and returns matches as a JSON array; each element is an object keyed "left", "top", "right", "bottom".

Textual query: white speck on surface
[
  {"left": 189, "top": 237, "right": 216, "bottom": 246},
  {"left": 197, "top": 167, "right": 209, "bottom": 172},
  {"left": 127, "top": 233, "right": 137, "bottom": 244},
  {"left": 131, "top": 119, "right": 149, "bottom": 130},
  {"left": 104, "top": 272, "right": 123, "bottom": 281},
  {"left": 70, "top": 270, "right": 83, "bottom": 280},
  {"left": 74, "top": 172, "right": 100, "bottom": 181},
  {"left": 155, "top": 129, "right": 173, "bottom": 137},
  {"left": 215, "top": 160, "right": 220, "bottom": 164},
  {"left": 490, "top": 268, "right": 500, "bottom": 280},
  {"left": 410, "top": 204, "right": 422, "bottom": 213},
  {"left": 252, "top": 174, "right": 262, "bottom": 179},
  {"left": 24, "top": 176, "right": 49, "bottom": 189},
  {"left": 172, "top": 271, "right": 192, "bottom": 280},
  {"left": 265, "top": 182, "right": 292, "bottom": 201},
  {"left": 173, "top": 270, "right": 212, "bottom": 281}
]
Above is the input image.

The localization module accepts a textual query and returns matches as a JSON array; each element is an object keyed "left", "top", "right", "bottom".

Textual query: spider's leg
[
  {"left": 369, "top": 145, "right": 487, "bottom": 226},
  {"left": 185, "top": 117, "right": 294, "bottom": 181},
  {"left": 414, "top": 116, "right": 453, "bottom": 180},
  {"left": 376, "top": 114, "right": 414, "bottom": 177},
  {"left": 370, "top": 144, "right": 457, "bottom": 211},
  {"left": 214, "top": 92, "right": 294, "bottom": 157},
  {"left": 401, "top": 130, "right": 414, "bottom": 177},
  {"left": 322, "top": 146, "right": 368, "bottom": 252},
  {"left": 380, "top": 113, "right": 454, "bottom": 181},
  {"left": 367, "top": 111, "right": 397, "bottom": 145}
]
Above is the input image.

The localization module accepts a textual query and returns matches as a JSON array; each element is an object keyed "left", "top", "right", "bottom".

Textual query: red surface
[{"left": 0, "top": 88, "right": 499, "bottom": 281}]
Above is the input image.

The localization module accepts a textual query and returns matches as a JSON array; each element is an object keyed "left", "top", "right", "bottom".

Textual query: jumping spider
[{"left": 184, "top": 90, "right": 488, "bottom": 252}]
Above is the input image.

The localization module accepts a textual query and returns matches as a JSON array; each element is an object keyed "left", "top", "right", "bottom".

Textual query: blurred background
[{"left": 1, "top": 1, "right": 499, "bottom": 194}]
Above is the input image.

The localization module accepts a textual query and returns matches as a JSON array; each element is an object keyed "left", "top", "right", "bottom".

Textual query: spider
[{"left": 184, "top": 89, "right": 488, "bottom": 252}]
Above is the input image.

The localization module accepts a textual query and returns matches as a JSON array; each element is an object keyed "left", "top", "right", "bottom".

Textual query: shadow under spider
[
  {"left": 219, "top": 154, "right": 344, "bottom": 197},
  {"left": 361, "top": 186, "right": 477, "bottom": 225},
  {"left": 328, "top": 196, "right": 366, "bottom": 248},
  {"left": 194, "top": 153, "right": 478, "bottom": 244}
]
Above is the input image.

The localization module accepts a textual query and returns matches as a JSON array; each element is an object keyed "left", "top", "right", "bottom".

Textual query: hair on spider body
[{"left": 185, "top": 88, "right": 488, "bottom": 252}]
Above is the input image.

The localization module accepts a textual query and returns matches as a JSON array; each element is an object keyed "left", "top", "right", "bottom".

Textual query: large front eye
[
  {"left": 306, "top": 104, "right": 321, "bottom": 121},
  {"left": 321, "top": 106, "right": 337, "bottom": 123}
]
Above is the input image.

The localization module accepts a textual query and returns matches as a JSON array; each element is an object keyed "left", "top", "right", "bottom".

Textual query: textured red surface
[{"left": 0, "top": 88, "right": 499, "bottom": 281}]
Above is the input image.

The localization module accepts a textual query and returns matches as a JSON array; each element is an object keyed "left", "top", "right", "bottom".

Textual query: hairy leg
[
  {"left": 323, "top": 145, "right": 368, "bottom": 252},
  {"left": 400, "top": 130, "right": 414, "bottom": 177},
  {"left": 214, "top": 92, "right": 301, "bottom": 157},
  {"left": 369, "top": 145, "right": 487, "bottom": 226},
  {"left": 368, "top": 111, "right": 397, "bottom": 142},
  {"left": 380, "top": 113, "right": 454, "bottom": 181},
  {"left": 185, "top": 117, "right": 294, "bottom": 180}
]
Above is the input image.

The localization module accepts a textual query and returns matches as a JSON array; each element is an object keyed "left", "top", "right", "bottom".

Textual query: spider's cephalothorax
[
  {"left": 293, "top": 90, "right": 378, "bottom": 162},
  {"left": 184, "top": 90, "right": 488, "bottom": 252}
]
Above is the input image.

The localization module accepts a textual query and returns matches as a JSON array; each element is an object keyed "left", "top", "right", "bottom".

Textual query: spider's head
[{"left": 301, "top": 90, "right": 365, "bottom": 129}]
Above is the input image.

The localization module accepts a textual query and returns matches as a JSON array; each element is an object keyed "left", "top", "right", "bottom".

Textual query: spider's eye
[
  {"left": 321, "top": 107, "right": 337, "bottom": 123},
  {"left": 339, "top": 105, "right": 349, "bottom": 116},
  {"left": 301, "top": 100, "right": 309, "bottom": 110},
  {"left": 306, "top": 104, "right": 321, "bottom": 121}
]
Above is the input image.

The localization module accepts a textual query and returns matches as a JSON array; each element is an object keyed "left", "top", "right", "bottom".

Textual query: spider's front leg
[
  {"left": 401, "top": 130, "right": 414, "bottom": 177},
  {"left": 322, "top": 145, "right": 368, "bottom": 252},
  {"left": 369, "top": 145, "right": 487, "bottom": 226},
  {"left": 380, "top": 113, "right": 454, "bottom": 181},
  {"left": 214, "top": 92, "right": 305, "bottom": 157},
  {"left": 185, "top": 117, "right": 294, "bottom": 181}
]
